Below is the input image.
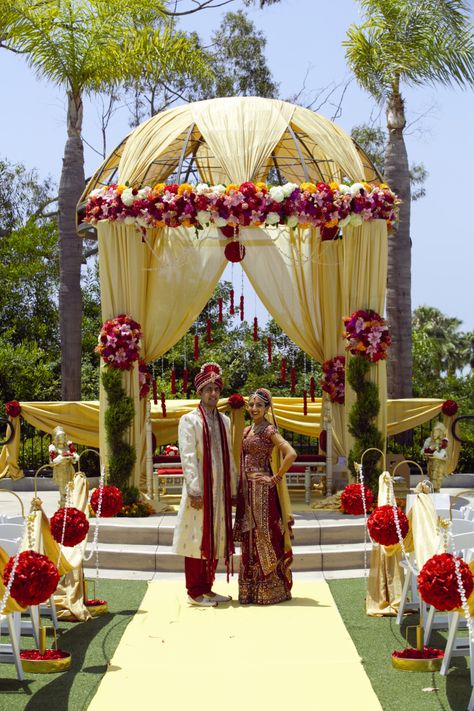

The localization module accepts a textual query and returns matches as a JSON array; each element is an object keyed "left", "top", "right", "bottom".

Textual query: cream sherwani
[{"left": 172, "top": 407, "right": 238, "bottom": 559}]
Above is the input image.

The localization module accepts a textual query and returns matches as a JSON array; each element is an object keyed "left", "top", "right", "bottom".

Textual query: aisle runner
[{"left": 88, "top": 580, "right": 381, "bottom": 711}]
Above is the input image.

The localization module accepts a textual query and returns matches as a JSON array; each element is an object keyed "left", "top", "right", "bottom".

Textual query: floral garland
[
  {"left": 343, "top": 309, "right": 391, "bottom": 363},
  {"left": 320, "top": 355, "right": 345, "bottom": 404},
  {"left": 85, "top": 180, "right": 399, "bottom": 232},
  {"left": 96, "top": 314, "right": 142, "bottom": 370},
  {"left": 139, "top": 359, "right": 152, "bottom": 399}
]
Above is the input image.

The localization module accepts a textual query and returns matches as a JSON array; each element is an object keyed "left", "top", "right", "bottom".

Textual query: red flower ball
[
  {"left": 3, "top": 551, "right": 60, "bottom": 607},
  {"left": 341, "top": 484, "right": 374, "bottom": 515},
  {"left": 50, "top": 507, "right": 89, "bottom": 547},
  {"left": 367, "top": 504, "right": 409, "bottom": 546},
  {"left": 418, "top": 553, "right": 474, "bottom": 611},
  {"left": 224, "top": 240, "right": 246, "bottom": 262},
  {"left": 220, "top": 225, "right": 240, "bottom": 239},
  {"left": 5, "top": 400, "right": 21, "bottom": 418},
  {"left": 90, "top": 485, "right": 123, "bottom": 517},
  {"left": 320, "top": 225, "right": 340, "bottom": 241},
  {"left": 442, "top": 399, "right": 458, "bottom": 417},
  {"left": 228, "top": 393, "right": 245, "bottom": 409}
]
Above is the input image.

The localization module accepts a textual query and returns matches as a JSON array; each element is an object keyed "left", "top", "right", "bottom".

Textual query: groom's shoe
[
  {"left": 187, "top": 595, "right": 218, "bottom": 607},
  {"left": 204, "top": 591, "right": 232, "bottom": 603}
]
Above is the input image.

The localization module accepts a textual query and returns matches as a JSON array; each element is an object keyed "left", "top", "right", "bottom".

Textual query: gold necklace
[{"left": 251, "top": 420, "right": 268, "bottom": 436}]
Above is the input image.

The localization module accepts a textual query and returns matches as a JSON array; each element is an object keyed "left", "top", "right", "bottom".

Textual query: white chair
[{"left": 0, "top": 610, "right": 24, "bottom": 681}]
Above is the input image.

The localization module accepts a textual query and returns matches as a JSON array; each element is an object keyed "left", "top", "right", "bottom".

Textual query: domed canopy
[{"left": 79, "top": 96, "right": 380, "bottom": 206}]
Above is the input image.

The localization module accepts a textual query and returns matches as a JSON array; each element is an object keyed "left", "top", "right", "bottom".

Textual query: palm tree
[
  {"left": 344, "top": 0, "right": 474, "bottom": 398},
  {"left": 0, "top": 0, "right": 209, "bottom": 399}
]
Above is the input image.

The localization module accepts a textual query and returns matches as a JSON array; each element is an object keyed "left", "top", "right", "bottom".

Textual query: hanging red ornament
[
  {"left": 160, "top": 392, "right": 167, "bottom": 418},
  {"left": 220, "top": 225, "right": 239, "bottom": 239},
  {"left": 320, "top": 225, "right": 340, "bottom": 241},
  {"left": 230, "top": 289, "right": 235, "bottom": 315},
  {"left": 291, "top": 366, "right": 296, "bottom": 395},
  {"left": 303, "top": 389, "right": 308, "bottom": 416},
  {"left": 280, "top": 358, "right": 287, "bottom": 384},
  {"left": 218, "top": 298, "right": 223, "bottom": 324},
  {"left": 224, "top": 241, "right": 246, "bottom": 263},
  {"left": 182, "top": 367, "right": 188, "bottom": 394},
  {"left": 206, "top": 318, "right": 212, "bottom": 344},
  {"left": 171, "top": 367, "right": 176, "bottom": 395},
  {"left": 240, "top": 295, "right": 244, "bottom": 321},
  {"left": 194, "top": 334, "right": 199, "bottom": 360},
  {"left": 152, "top": 378, "right": 157, "bottom": 405},
  {"left": 253, "top": 317, "right": 258, "bottom": 341},
  {"left": 267, "top": 336, "right": 272, "bottom": 363},
  {"left": 310, "top": 376, "right": 316, "bottom": 402}
]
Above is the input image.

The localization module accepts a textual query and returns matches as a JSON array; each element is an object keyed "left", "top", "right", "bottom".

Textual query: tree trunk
[
  {"left": 384, "top": 90, "right": 412, "bottom": 400},
  {"left": 58, "top": 90, "right": 84, "bottom": 400}
]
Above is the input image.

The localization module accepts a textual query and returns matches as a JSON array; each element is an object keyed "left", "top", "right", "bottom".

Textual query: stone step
[{"left": 86, "top": 540, "right": 373, "bottom": 573}]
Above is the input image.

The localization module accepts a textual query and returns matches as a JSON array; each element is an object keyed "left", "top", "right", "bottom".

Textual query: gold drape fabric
[
  {"left": 444, "top": 413, "right": 461, "bottom": 475},
  {"left": 0, "top": 415, "right": 22, "bottom": 479}
]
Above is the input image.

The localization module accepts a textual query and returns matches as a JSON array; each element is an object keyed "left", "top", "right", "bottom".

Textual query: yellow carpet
[{"left": 88, "top": 580, "right": 381, "bottom": 711}]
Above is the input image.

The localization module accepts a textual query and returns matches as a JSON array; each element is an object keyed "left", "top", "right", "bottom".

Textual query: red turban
[{"left": 194, "top": 362, "right": 224, "bottom": 393}]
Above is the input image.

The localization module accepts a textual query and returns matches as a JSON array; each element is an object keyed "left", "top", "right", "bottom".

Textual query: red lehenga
[{"left": 234, "top": 424, "right": 293, "bottom": 605}]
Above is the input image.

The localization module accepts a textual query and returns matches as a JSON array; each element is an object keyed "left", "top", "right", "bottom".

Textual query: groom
[{"left": 172, "top": 362, "right": 237, "bottom": 607}]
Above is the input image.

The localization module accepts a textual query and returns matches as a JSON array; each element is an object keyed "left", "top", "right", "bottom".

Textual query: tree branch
[{"left": 162, "top": 0, "right": 236, "bottom": 16}]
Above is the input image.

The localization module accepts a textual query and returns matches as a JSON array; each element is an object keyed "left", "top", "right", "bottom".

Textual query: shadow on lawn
[{"left": 21, "top": 609, "right": 136, "bottom": 711}]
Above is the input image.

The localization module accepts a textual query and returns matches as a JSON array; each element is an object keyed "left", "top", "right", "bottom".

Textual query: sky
[{"left": 0, "top": 0, "right": 473, "bottom": 331}]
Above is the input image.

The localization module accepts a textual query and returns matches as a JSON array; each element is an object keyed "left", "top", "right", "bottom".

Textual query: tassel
[
  {"left": 218, "top": 297, "right": 223, "bottom": 324},
  {"left": 291, "top": 366, "right": 296, "bottom": 395},
  {"left": 310, "top": 376, "right": 315, "bottom": 402},
  {"left": 253, "top": 317, "right": 258, "bottom": 341},
  {"left": 267, "top": 336, "right": 272, "bottom": 363},
  {"left": 240, "top": 294, "right": 244, "bottom": 321},
  {"left": 171, "top": 367, "right": 176, "bottom": 395},
  {"left": 230, "top": 288, "right": 234, "bottom": 315},
  {"left": 206, "top": 318, "right": 212, "bottom": 344},
  {"left": 280, "top": 357, "right": 287, "bottom": 384},
  {"left": 160, "top": 392, "right": 167, "bottom": 418},
  {"left": 182, "top": 367, "right": 188, "bottom": 394},
  {"left": 194, "top": 334, "right": 199, "bottom": 360},
  {"left": 152, "top": 379, "right": 157, "bottom": 405},
  {"left": 303, "top": 389, "right": 308, "bottom": 416}
]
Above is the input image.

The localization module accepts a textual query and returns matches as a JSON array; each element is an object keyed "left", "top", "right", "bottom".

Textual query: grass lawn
[
  {"left": 0, "top": 579, "right": 147, "bottom": 711},
  {"left": 329, "top": 577, "right": 471, "bottom": 711}
]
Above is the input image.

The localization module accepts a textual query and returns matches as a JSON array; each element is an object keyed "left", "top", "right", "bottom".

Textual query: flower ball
[
  {"left": 3, "top": 551, "right": 60, "bottom": 607},
  {"left": 442, "top": 399, "right": 458, "bottom": 417},
  {"left": 224, "top": 240, "right": 246, "bottom": 263},
  {"left": 418, "top": 553, "right": 474, "bottom": 611},
  {"left": 50, "top": 507, "right": 89, "bottom": 547},
  {"left": 340, "top": 484, "right": 374, "bottom": 515},
  {"left": 90, "top": 485, "right": 123, "bottom": 517},
  {"left": 367, "top": 504, "right": 409, "bottom": 546}
]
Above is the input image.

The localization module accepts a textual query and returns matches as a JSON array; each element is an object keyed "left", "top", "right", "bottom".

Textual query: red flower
[
  {"left": 5, "top": 400, "right": 21, "bottom": 418},
  {"left": 20, "top": 649, "right": 70, "bottom": 660},
  {"left": 442, "top": 399, "right": 458, "bottom": 417},
  {"left": 50, "top": 507, "right": 89, "bottom": 547},
  {"left": 340, "top": 484, "right": 374, "bottom": 515},
  {"left": 224, "top": 241, "right": 246, "bottom": 263},
  {"left": 3, "top": 551, "right": 60, "bottom": 607},
  {"left": 90, "top": 485, "right": 123, "bottom": 517},
  {"left": 392, "top": 647, "right": 444, "bottom": 660},
  {"left": 85, "top": 599, "right": 107, "bottom": 606},
  {"left": 228, "top": 393, "right": 245, "bottom": 409},
  {"left": 367, "top": 504, "right": 409, "bottom": 546},
  {"left": 96, "top": 314, "right": 142, "bottom": 370},
  {"left": 239, "top": 182, "right": 257, "bottom": 198},
  {"left": 418, "top": 553, "right": 474, "bottom": 611}
]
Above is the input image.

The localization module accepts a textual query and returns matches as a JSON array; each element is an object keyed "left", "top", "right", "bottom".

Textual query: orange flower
[
  {"left": 225, "top": 183, "right": 240, "bottom": 194},
  {"left": 153, "top": 183, "right": 166, "bottom": 194},
  {"left": 181, "top": 218, "right": 192, "bottom": 228},
  {"left": 363, "top": 182, "right": 372, "bottom": 192},
  {"left": 324, "top": 218, "right": 338, "bottom": 228},
  {"left": 116, "top": 184, "right": 126, "bottom": 195},
  {"left": 300, "top": 182, "right": 317, "bottom": 193},
  {"left": 177, "top": 183, "right": 194, "bottom": 196}
]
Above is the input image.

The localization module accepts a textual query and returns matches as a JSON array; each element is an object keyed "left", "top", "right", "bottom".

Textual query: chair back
[
  {"left": 406, "top": 493, "right": 451, "bottom": 514},
  {"left": 0, "top": 523, "right": 24, "bottom": 540},
  {"left": 0, "top": 515, "right": 24, "bottom": 524},
  {"left": 0, "top": 538, "right": 21, "bottom": 556},
  {"left": 448, "top": 531, "right": 474, "bottom": 559}
]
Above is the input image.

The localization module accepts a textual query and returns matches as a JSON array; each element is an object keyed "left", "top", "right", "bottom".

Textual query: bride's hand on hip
[{"left": 255, "top": 474, "right": 274, "bottom": 487}]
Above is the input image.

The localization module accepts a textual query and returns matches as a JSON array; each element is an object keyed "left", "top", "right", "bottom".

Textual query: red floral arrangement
[
  {"left": 90, "top": 485, "right": 123, "bottom": 517},
  {"left": 392, "top": 647, "right": 444, "bottom": 660},
  {"left": 340, "top": 483, "right": 374, "bottom": 515},
  {"left": 320, "top": 355, "right": 345, "bottom": 404},
  {"left": 418, "top": 553, "right": 474, "bottom": 611},
  {"left": 86, "top": 599, "right": 107, "bottom": 606},
  {"left": 228, "top": 393, "right": 245, "bottom": 409},
  {"left": 3, "top": 551, "right": 60, "bottom": 607},
  {"left": 139, "top": 359, "right": 152, "bottom": 399},
  {"left": 164, "top": 444, "right": 179, "bottom": 456},
  {"left": 224, "top": 241, "right": 246, "bottom": 263},
  {"left": 5, "top": 400, "right": 21, "bottom": 418},
  {"left": 442, "top": 399, "right": 458, "bottom": 417},
  {"left": 367, "top": 504, "right": 409, "bottom": 546},
  {"left": 343, "top": 309, "right": 391, "bottom": 363},
  {"left": 95, "top": 314, "right": 142, "bottom": 370},
  {"left": 20, "top": 649, "right": 70, "bottom": 660},
  {"left": 50, "top": 507, "right": 89, "bottom": 547}
]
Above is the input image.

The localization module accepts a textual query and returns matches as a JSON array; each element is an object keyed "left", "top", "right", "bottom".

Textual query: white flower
[
  {"left": 286, "top": 215, "right": 299, "bottom": 228},
  {"left": 215, "top": 216, "right": 228, "bottom": 227},
  {"left": 137, "top": 187, "right": 151, "bottom": 199},
  {"left": 195, "top": 183, "right": 210, "bottom": 195},
  {"left": 211, "top": 184, "right": 226, "bottom": 194},
  {"left": 265, "top": 211, "right": 281, "bottom": 225},
  {"left": 350, "top": 182, "right": 364, "bottom": 196},
  {"left": 338, "top": 184, "right": 351, "bottom": 195},
  {"left": 282, "top": 182, "right": 299, "bottom": 198},
  {"left": 350, "top": 213, "right": 363, "bottom": 226},
  {"left": 121, "top": 188, "right": 137, "bottom": 206},
  {"left": 89, "top": 188, "right": 104, "bottom": 198},
  {"left": 269, "top": 186, "right": 285, "bottom": 203},
  {"left": 197, "top": 210, "right": 211, "bottom": 225},
  {"left": 136, "top": 216, "right": 150, "bottom": 227},
  {"left": 48, "top": 444, "right": 56, "bottom": 453},
  {"left": 124, "top": 216, "right": 136, "bottom": 225},
  {"left": 338, "top": 215, "right": 351, "bottom": 228}
]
